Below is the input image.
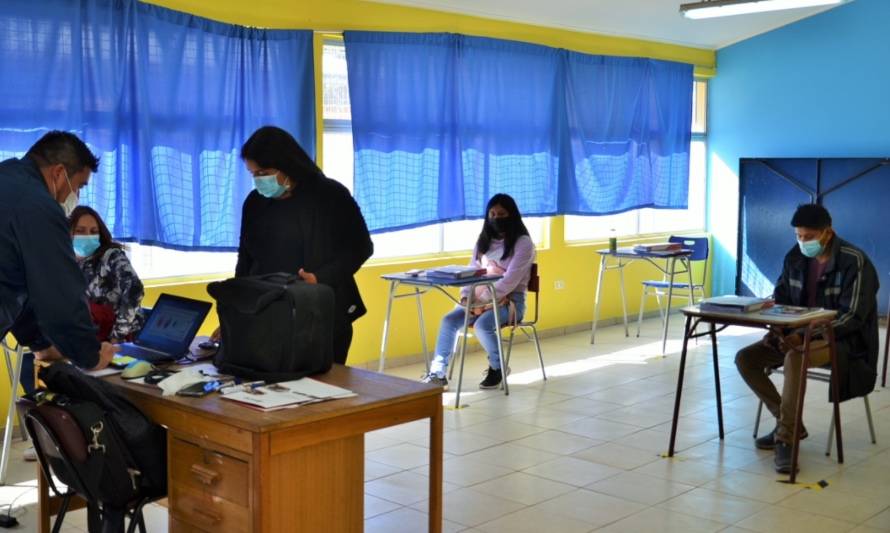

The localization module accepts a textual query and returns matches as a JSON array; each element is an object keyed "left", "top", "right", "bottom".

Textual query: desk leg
[
  {"left": 668, "top": 315, "right": 693, "bottom": 456},
  {"left": 429, "top": 401, "right": 443, "bottom": 533},
  {"left": 709, "top": 323, "right": 724, "bottom": 440},
  {"left": 790, "top": 336, "right": 812, "bottom": 484},
  {"left": 379, "top": 281, "right": 398, "bottom": 372},
  {"left": 415, "top": 287, "right": 430, "bottom": 372},
  {"left": 827, "top": 326, "right": 844, "bottom": 464},
  {"left": 590, "top": 255, "right": 607, "bottom": 344},
  {"left": 454, "top": 294, "right": 474, "bottom": 409},
  {"left": 618, "top": 263, "right": 629, "bottom": 337},
  {"left": 489, "top": 282, "right": 508, "bottom": 396},
  {"left": 661, "top": 257, "right": 678, "bottom": 355}
]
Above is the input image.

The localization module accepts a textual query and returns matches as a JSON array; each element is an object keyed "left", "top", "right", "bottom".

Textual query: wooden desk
[
  {"left": 667, "top": 306, "right": 838, "bottom": 484},
  {"left": 38, "top": 365, "right": 444, "bottom": 532}
]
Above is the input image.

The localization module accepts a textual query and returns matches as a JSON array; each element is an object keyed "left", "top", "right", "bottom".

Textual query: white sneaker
[{"left": 23, "top": 447, "right": 37, "bottom": 462}]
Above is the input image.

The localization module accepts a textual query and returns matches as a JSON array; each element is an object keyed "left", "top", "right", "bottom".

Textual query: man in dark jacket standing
[
  {"left": 735, "top": 204, "right": 879, "bottom": 473},
  {"left": 0, "top": 131, "right": 115, "bottom": 371}
]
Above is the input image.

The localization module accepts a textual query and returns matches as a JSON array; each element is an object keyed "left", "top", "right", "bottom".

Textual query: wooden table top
[{"left": 105, "top": 364, "right": 442, "bottom": 434}]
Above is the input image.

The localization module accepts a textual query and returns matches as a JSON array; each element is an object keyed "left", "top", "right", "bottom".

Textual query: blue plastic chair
[{"left": 636, "top": 235, "right": 709, "bottom": 337}]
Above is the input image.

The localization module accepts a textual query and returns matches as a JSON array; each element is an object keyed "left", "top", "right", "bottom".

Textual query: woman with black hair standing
[
  {"left": 234, "top": 125, "right": 373, "bottom": 363},
  {"left": 422, "top": 193, "right": 536, "bottom": 389}
]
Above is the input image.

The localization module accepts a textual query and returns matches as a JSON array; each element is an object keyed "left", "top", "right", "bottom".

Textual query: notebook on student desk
[{"left": 116, "top": 294, "right": 212, "bottom": 363}]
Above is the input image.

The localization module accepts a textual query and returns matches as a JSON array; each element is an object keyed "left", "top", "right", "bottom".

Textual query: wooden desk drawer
[
  {"left": 170, "top": 438, "right": 249, "bottom": 507},
  {"left": 170, "top": 484, "right": 249, "bottom": 533}
]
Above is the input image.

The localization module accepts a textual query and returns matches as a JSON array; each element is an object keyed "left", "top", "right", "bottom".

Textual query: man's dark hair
[
  {"left": 25, "top": 131, "right": 100, "bottom": 175},
  {"left": 791, "top": 203, "right": 832, "bottom": 229}
]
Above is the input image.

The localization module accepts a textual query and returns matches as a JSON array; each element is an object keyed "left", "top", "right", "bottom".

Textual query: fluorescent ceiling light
[{"left": 680, "top": 0, "right": 849, "bottom": 19}]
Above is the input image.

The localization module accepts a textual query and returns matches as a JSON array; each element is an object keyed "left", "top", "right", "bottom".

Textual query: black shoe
[
  {"left": 755, "top": 427, "right": 808, "bottom": 450},
  {"left": 774, "top": 441, "right": 798, "bottom": 474},
  {"left": 420, "top": 373, "right": 448, "bottom": 390},
  {"left": 479, "top": 367, "right": 502, "bottom": 389}
]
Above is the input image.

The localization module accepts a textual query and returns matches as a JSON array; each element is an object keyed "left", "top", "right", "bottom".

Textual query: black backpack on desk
[{"left": 207, "top": 273, "right": 335, "bottom": 381}]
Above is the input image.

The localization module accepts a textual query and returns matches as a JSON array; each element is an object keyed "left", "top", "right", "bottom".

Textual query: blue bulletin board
[{"left": 737, "top": 157, "right": 889, "bottom": 314}]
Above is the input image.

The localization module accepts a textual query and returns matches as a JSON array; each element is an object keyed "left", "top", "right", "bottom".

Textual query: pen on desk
[{"left": 219, "top": 380, "right": 265, "bottom": 395}]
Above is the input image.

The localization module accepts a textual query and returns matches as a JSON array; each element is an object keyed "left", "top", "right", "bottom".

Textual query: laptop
[{"left": 116, "top": 294, "right": 212, "bottom": 363}]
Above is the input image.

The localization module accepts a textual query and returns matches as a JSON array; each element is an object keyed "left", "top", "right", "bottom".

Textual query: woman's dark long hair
[
  {"left": 68, "top": 205, "right": 122, "bottom": 263},
  {"left": 475, "top": 193, "right": 530, "bottom": 261},
  {"left": 240, "top": 126, "right": 325, "bottom": 186}
]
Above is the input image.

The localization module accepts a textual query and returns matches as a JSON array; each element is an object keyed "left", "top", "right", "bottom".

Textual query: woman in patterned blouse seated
[{"left": 69, "top": 206, "right": 145, "bottom": 342}]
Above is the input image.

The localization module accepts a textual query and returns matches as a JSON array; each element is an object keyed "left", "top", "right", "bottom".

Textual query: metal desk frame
[
  {"left": 667, "top": 306, "right": 839, "bottom": 484},
  {"left": 590, "top": 248, "right": 694, "bottom": 354},
  {"left": 1, "top": 339, "right": 27, "bottom": 485},
  {"left": 379, "top": 273, "right": 505, "bottom": 408}
]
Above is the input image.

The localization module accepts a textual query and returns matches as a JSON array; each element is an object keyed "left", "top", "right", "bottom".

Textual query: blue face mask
[
  {"left": 254, "top": 174, "right": 288, "bottom": 198},
  {"left": 798, "top": 239, "right": 824, "bottom": 258},
  {"left": 73, "top": 235, "right": 101, "bottom": 257}
]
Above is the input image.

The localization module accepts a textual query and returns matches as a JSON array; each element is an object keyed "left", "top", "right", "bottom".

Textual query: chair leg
[
  {"left": 447, "top": 335, "right": 460, "bottom": 381},
  {"left": 505, "top": 328, "right": 516, "bottom": 370},
  {"left": 826, "top": 411, "right": 835, "bottom": 456},
  {"left": 126, "top": 499, "right": 150, "bottom": 533},
  {"left": 636, "top": 288, "right": 646, "bottom": 337},
  {"left": 753, "top": 400, "right": 763, "bottom": 438},
  {"left": 530, "top": 325, "right": 546, "bottom": 381},
  {"left": 865, "top": 395, "right": 877, "bottom": 445}
]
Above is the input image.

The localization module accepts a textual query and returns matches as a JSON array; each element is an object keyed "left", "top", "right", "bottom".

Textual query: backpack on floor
[{"left": 207, "top": 272, "right": 335, "bottom": 381}]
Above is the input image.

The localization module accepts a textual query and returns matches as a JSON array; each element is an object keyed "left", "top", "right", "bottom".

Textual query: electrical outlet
[{"left": 554, "top": 279, "right": 565, "bottom": 290}]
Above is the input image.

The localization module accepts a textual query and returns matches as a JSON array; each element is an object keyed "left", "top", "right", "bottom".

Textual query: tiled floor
[{"left": 3, "top": 316, "right": 889, "bottom": 532}]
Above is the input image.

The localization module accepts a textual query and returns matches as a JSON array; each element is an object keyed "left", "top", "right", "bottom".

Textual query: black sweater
[{"left": 235, "top": 176, "right": 373, "bottom": 322}]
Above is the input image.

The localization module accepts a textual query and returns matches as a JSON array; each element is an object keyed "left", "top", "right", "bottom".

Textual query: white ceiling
[{"left": 368, "top": 0, "right": 843, "bottom": 49}]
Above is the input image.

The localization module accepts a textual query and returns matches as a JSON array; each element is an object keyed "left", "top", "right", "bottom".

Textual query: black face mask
[{"left": 489, "top": 216, "right": 511, "bottom": 234}]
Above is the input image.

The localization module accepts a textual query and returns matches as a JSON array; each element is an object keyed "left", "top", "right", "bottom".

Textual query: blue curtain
[
  {"left": 344, "top": 31, "right": 693, "bottom": 233},
  {"left": 0, "top": 0, "right": 315, "bottom": 250},
  {"left": 563, "top": 53, "right": 693, "bottom": 214}
]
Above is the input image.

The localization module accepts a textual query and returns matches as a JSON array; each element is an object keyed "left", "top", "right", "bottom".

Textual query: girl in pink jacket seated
[{"left": 422, "top": 194, "right": 536, "bottom": 389}]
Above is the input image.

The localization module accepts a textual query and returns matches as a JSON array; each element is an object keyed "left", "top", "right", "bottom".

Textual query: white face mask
[{"left": 53, "top": 169, "right": 79, "bottom": 217}]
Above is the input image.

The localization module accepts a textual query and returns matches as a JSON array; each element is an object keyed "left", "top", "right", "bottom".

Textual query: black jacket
[
  {"left": 235, "top": 176, "right": 373, "bottom": 324},
  {"left": 0, "top": 157, "right": 99, "bottom": 368},
  {"left": 774, "top": 236, "right": 879, "bottom": 401}
]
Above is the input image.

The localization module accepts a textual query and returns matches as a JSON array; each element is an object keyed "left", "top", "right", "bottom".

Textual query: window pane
[
  {"left": 565, "top": 212, "right": 637, "bottom": 242},
  {"left": 371, "top": 226, "right": 440, "bottom": 259},
  {"left": 322, "top": 129, "right": 354, "bottom": 192},
  {"left": 126, "top": 243, "right": 237, "bottom": 280},
  {"left": 442, "top": 216, "right": 547, "bottom": 253},
  {"left": 322, "top": 41, "right": 350, "bottom": 120},
  {"left": 638, "top": 140, "right": 706, "bottom": 234}
]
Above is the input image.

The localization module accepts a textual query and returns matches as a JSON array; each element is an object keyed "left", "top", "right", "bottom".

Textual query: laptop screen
[{"left": 137, "top": 294, "right": 212, "bottom": 355}]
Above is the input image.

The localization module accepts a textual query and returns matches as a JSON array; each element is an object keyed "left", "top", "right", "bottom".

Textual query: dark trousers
[{"left": 332, "top": 319, "right": 353, "bottom": 365}]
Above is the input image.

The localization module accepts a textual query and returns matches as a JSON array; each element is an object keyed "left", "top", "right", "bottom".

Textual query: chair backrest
[
  {"left": 669, "top": 235, "right": 709, "bottom": 262},
  {"left": 20, "top": 402, "right": 95, "bottom": 501},
  {"left": 527, "top": 263, "right": 539, "bottom": 293}
]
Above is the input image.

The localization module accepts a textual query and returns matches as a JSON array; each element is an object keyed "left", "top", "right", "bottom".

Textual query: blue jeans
[{"left": 429, "top": 292, "right": 526, "bottom": 377}]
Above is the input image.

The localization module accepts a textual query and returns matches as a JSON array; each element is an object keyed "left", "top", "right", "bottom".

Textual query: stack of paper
[
  {"left": 633, "top": 242, "right": 683, "bottom": 253},
  {"left": 222, "top": 378, "right": 356, "bottom": 411},
  {"left": 425, "top": 265, "right": 487, "bottom": 279}
]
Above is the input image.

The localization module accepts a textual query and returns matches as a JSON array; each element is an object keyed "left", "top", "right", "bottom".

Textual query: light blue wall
[{"left": 707, "top": 0, "right": 890, "bottom": 295}]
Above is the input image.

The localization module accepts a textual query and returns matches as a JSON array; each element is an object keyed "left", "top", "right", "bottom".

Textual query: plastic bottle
[{"left": 608, "top": 228, "right": 618, "bottom": 253}]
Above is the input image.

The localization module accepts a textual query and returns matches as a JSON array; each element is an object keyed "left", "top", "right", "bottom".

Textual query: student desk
[
  {"left": 589, "top": 247, "right": 694, "bottom": 355},
  {"left": 37, "top": 365, "right": 444, "bottom": 533},
  {"left": 667, "top": 305, "right": 838, "bottom": 484},
  {"left": 379, "top": 272, "right": 505, "bottom": 408}
]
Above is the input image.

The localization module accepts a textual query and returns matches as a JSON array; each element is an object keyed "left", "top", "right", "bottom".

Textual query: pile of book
[
  {"left": 699, "top": 295, "right": 772, "bottom": 314},
  {"left": 425, "top": 265, "right": 487, "bottom": 279},
  {"left": 632, "top": 242, "right": 684, "bottom": 253}
]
